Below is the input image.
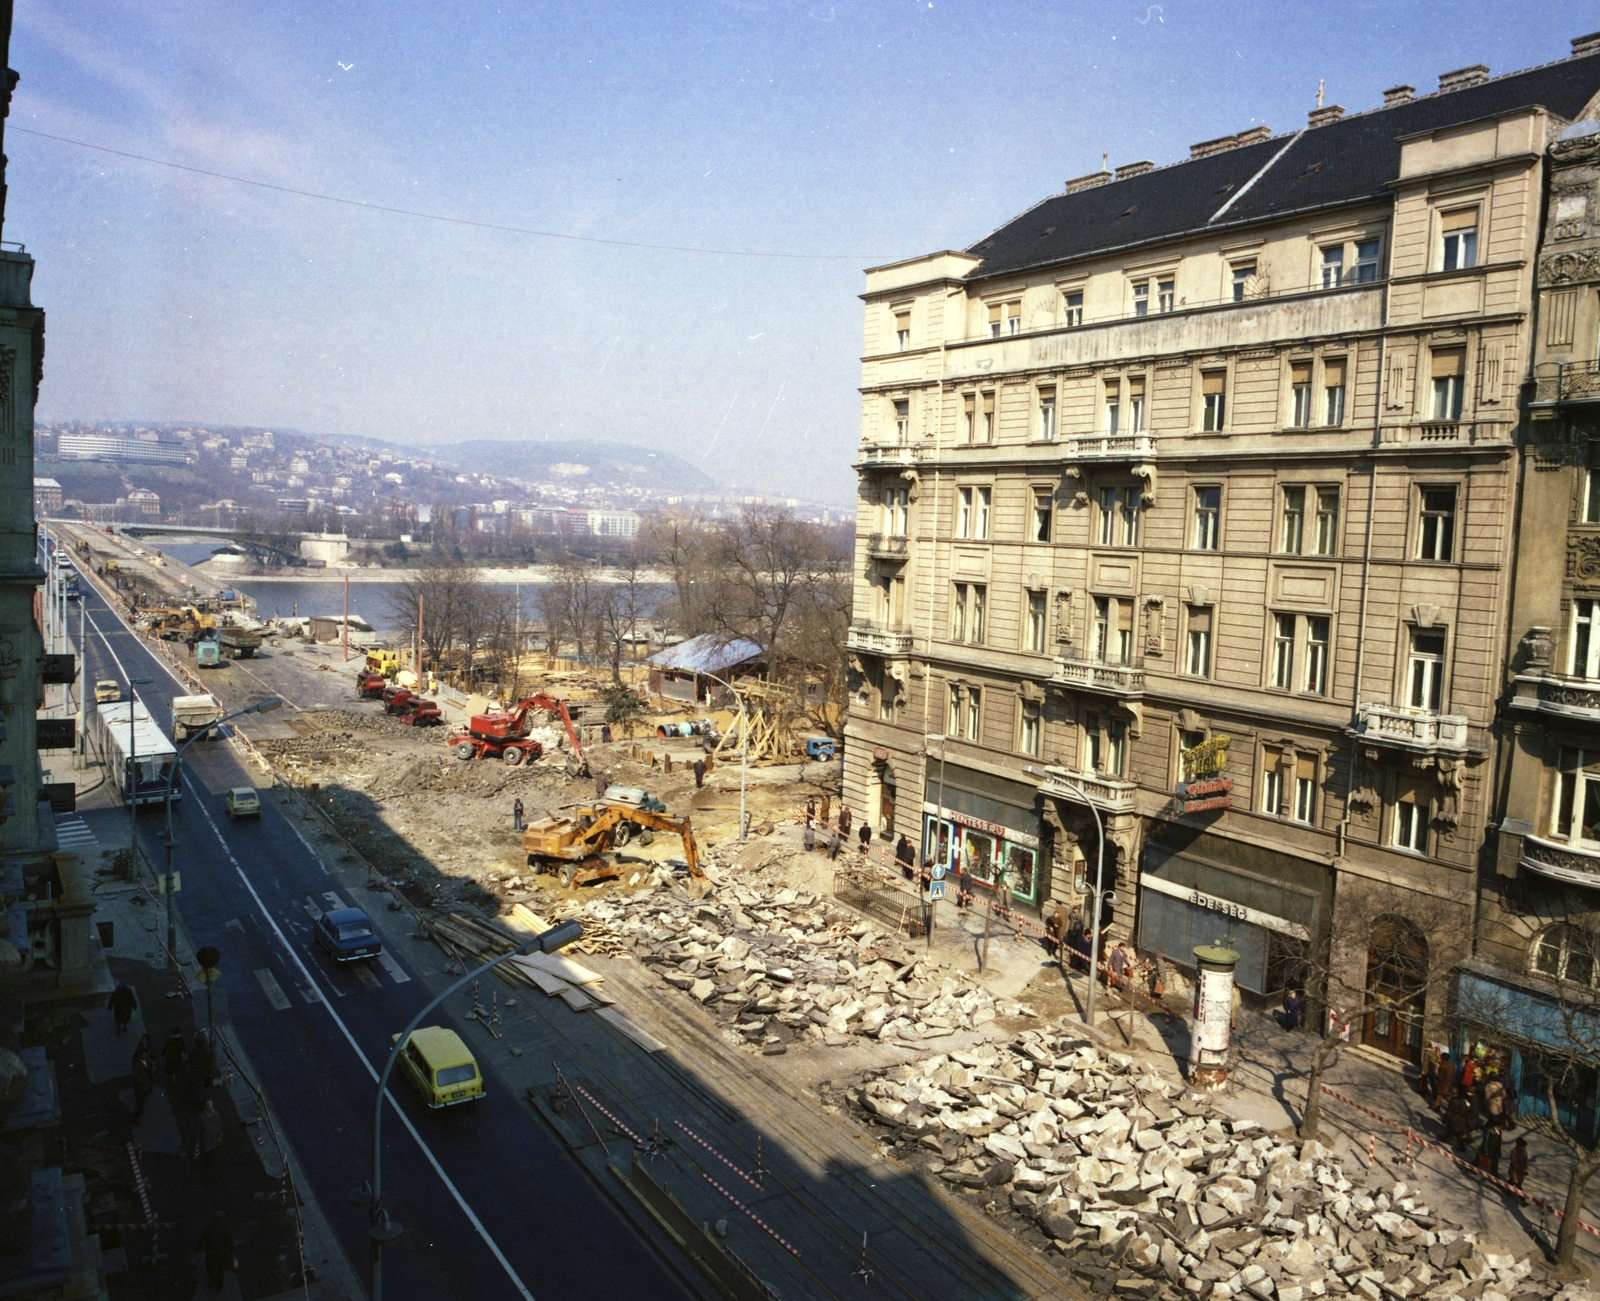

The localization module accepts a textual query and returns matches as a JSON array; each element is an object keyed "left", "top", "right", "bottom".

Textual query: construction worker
[
  {"left": 595, "top": 769, "right": 610, "bottom": 800},
  {"left": 693, "top": 759, "right": 705, "bottom": 789},
  {"left": 857, "top": 821, "right": 871, "bottom": 855},
  {"left": 512, "top": 798, "right": 524, "bottom": 833},
  {"left": 827, "top": 827, "right": 841, "bottom": 860},
  {"left": 803, "top": 823, "right": 816, "bottom": 853}
]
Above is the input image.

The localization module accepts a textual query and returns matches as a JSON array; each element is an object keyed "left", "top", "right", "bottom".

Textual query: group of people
[
  {"left": 799, "top": 797, "right": 878, "bottom": 863},
  {"left": 1422, "top": 1047, "right": 1529, "bottom": 1188}
]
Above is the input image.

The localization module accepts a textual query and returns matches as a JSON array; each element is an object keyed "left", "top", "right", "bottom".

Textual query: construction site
[{"left": 44, "top": 519, "right": 1600, "bottom": 1300}]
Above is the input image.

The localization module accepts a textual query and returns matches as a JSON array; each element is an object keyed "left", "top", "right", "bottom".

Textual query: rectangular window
[
  {"left": 1232, "top": 262, "right": 1256, "bottom": 302},
  {"left": 1553, "top": 749, "right": 1600, "bottom": 845},
  {"left": 1186, "top": 605, "right": 1212, "bottom": 678},
  {"left": 1098, "top": 486, "right": 1140, "bottom": 546},
  {"left": 988, "top": 303, "right": 1002, "bottom": 338},
  {"left": 1092, "top": 597, "right": 1110, "bottom": 663},
  {"left": 879, "top": 674, "right": 894, "bottom": 721},
  {"left": 1202, "top": 370, "right": 1227, "bottom": 430},
  {"left": 1025, "top": 590, "right": 1047, "bottom": 653},
  {"left": 1575, "top": 599, "right": 1600, "bottom": 679},
  {"left": 1005, "top": 301, "right": 1021, "bottom": 335},
  {"left": 1033, "top": 491, "right": 1053, "bottom": 543},
  {"left": 1020, "top": 703, "right": 1041, "bottom": 757},
  {"left": 1408, "top": 630, "right": 1446, "bottom": 712},
  {"left": 1291, "top": 361, "right": 1312, "bottom": 428},
  {"left": 947, "top": 685, "right": 961, "bottom": 737},
  {"left": 957, "top": 486, "right": 972, "bottom": 539},
  {"left": 1084, "top": 712, "right": 1102, "bottom": 773},
  {"left": 1305, "top": 617, "right": 1330, "bottom": 695},
  {"left": 975, "top": 487, "right": 991, "bottom": 540},
  {"left": 1294, "top": 755, "right": 1317, "bottom": 824},
  {"left": 1098, "top": 490, "right": 1116, "bottom": 546},
  {"left": 951, "top": 584, "right": 967, "bottom": 641},
  {"left": 882, "top": 485, "right": 907, "bottom": 535},
  {"left": 895, "top": 310, "right": 910, "bottom": 350},
  {"left": 970, "top": 584, "right": 986, "bottom": 643},
  {"left": 1128, "top": 375, "right": 1146, "bottom": 434},
  {"left": 1314, "top": 487, "right": 1339, "bottom": 555},
  {"left": 1393, "top": 783, "right": 1427, "bottom": 852},
  {"left": 1193, "top": 486, "right": 1220, "bottom": 550},
  {"left": 1158, "top": 279, "right": 1175, "bottom": 313},
  {"left": 1354, "top": 239, "right": 1381, "bottom": 283},
  {"left": 1441, "top": 209, "right": 1478, "bottom": 272},
  {"left": 1418, "top": 486, "right": 1457, "bottom": 561},
  {"left": 1133, "top": 281, "right": 1150, "bottom": 317},
  {"left": 1037, "top": 387, "right": 1057, "bottom": 441},
  {"left": 1106, "top": 719, "right": 1126, "bottom": 777},
  {"left": 1272, "top": 613, "right": 1296, "bottom": 689},
  {"left": 1063, "top": 291, "right": 1083, "bottom": 328},
  {"left": 1105, "top": 380, "right": 1121, "bottom": 435},
  {"left": 1321, "top": 246, "right": 1344, "bottom": 289},
  {"left": 1431, "top": 349, "right": 1465, "bottom": 421},
  {"left": 1281, "top": 486, "right": 1306, "bottom": 554},
  {"left": 966, "top": 687, "right": 982, "bottom": 741},
  {"left": 894, "top": 398, "right": 910, "bottom": 441},
  {"left": 963, "top": 393, "right": 975, "bottom": 444},
  {"left": 1261, "top": 750, "right": 1283, "bottom": 816},
  {"left": 1587, "top": 469, "right": 1600, "bottom": 524},
  {"left": 981, "top": 391, "right": 995, "bottom": 443},
  {"left": 1323, "top": 358, "right": 1346, "bottom": 425}
]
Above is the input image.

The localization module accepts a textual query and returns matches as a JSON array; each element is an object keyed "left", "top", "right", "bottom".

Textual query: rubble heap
[
  {"left": 835, "top": 1029, "right": 1585, "bottom": 1301},
  {"left": 568, "top": 879, "right": 1031, "bottom": 1054}
]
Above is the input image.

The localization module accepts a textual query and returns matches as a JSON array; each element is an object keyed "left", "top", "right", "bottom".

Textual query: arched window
[{"left": 1532, "top": 924, "right": 1600, "bottom": 988}]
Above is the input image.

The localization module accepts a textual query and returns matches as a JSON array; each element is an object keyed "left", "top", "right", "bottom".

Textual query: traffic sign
[
  {"left": 928, "top": 881, "right": 945, "bottom": 900},
  {"left": 930, "top": 863, "right": 946, "bottom": 880}
]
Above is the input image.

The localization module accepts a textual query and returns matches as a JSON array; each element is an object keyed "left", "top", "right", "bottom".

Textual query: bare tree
[
  {"left": 595, "top": 543, "right": 656, "bottom": 684},
  {"left": 1455, "top": 908, "right": 1600, "bottom": 1273}
]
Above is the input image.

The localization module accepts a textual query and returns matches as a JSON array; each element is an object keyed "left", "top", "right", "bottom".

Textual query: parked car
[
  {"left": 223, "top": 788, "right": 260, "bottom": 819},
  {"left": 391, "top": 1027, "right": 483, "bottom": 1108},
  {"left": 94, "top": 679, "right": 120, "bottom": 704},
  {"left": 601, "top": 786, "right": 667, "bottom": 813},
  {"left": 314, "top": 907, "right": 382, "bottom": 962}
]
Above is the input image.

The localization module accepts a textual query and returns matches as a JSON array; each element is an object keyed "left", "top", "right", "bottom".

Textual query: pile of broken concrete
[
  {"left": 573, "top": 882, "right": 1031, "bottom": 1054},
  {"left": 838, "top": 1028, "right": 1589, "bottom": 1301}
]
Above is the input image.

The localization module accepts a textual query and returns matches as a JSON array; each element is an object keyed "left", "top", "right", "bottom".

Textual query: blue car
[{"left": 314, "top": 908, "right": 382, "bottom": 962}]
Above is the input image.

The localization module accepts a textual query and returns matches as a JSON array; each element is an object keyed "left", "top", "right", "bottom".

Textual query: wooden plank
[{"left": 596, "top": 1007, "right": 666, "bottom": 1053}]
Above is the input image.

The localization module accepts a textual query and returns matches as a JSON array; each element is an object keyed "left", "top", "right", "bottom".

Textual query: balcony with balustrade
[
  {"left": 1510, "top": 672, "right": 1600, "bottom": 723},
  {"left": 847, "top": 623, "right": 914, "bottom": 656},
  {"left": 1532, "top": 358, "right": 1600, "bottom": 409},
  {"left": 1064, "top": 432, "right": 1156, "bottom": 461},
  {"left": 1052, "top": 648, "right": 1145, "bottom": 698},
  {"left": 854, "top": 443, "right": 927, "bottom": 470},
  {"left": 1347, "top": 703, "right": 1471, "bottom": 754},
  {"left": 1520, "top": 834, "right": 1600, "bottom": 889},
  {"left": 865, "top": 533, "right": 909, "bottom": 562},
  {"left": 1033, "top": 765, "right": 1139, "bottom": 815}
]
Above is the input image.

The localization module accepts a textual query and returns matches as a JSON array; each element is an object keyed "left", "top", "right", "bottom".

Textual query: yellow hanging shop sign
[{"left": 1181, "top": 735, "right": 1230, "bottom": 780}]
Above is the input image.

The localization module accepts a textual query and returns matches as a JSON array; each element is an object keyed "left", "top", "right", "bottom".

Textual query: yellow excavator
[{"left": 521, "top": 806, "right": 712, "bottom": 896}]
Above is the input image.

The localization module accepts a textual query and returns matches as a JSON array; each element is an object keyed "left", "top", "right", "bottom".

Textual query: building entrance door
[{"left": 1363, "top": 917, "right": 1427, "bottom": 1064}]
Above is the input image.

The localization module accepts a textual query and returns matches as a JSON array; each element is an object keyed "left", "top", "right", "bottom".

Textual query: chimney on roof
[
  {"left": 1438, "top": 64, "right": 1489, "bottom": 93},
  {"left": 1234, "top": 126, "right": 1272, "bottom": 147},
  {"left": 1114, "top": 160, "right": 1154, "bottom": 181},
  {"left": 1383, "top": 84, "right": 1416, "bottom": 107},
  {"left": 1190, "top": 126, "right": 1272, "bottom": 159},
  {"left": 1065, "top": 166, "right": 1114, "bottom": 195},
  {"left": 1308, "top": 105, "right": 1345, "bottom": 128},
  {"left": 1574, "top": 31, "right": 1600, "bottom": 57}
]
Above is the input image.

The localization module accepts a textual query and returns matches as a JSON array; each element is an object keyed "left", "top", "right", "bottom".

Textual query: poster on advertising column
[{"left": 1196, "top": 966, "right": 1234, "bottom": 1054}]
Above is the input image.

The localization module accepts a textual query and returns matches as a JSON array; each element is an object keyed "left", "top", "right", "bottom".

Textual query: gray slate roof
[
  {"left": 969, "top": 51, "right": 1600, "bottom": 281},
  {"left": 645, "top": 634, "right": 763, "bottom": 675}
]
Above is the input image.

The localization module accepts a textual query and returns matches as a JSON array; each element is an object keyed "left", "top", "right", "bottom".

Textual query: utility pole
[
  {"left": 342, "top": 573, "right": 349, "bottom": 662},
  {"left": 415, "top": 591, "right": 423, "bottom": 690}
]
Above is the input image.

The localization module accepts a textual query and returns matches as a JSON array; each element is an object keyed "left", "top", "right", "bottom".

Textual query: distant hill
[{"left": 432, "top": 439, "right": 718, "bottom": 493}]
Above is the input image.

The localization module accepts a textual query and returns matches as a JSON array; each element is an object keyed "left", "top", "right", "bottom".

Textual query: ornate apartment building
[{"left": 843, "top": 35, "right": 1600, "bottom": 1065}]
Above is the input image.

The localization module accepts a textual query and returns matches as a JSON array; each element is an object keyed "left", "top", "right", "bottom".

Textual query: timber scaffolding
[{"left": 712, "top": 681, "right": 800, "bottom": 764}]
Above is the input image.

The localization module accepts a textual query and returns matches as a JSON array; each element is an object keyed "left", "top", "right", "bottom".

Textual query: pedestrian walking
[
  {"left": 857, "top": 821, "right": 871, "bottom": 854},
  {"left": 1432, "top": 1051, "right": 1456, "bottom": 1111},
  {"left": 804, "top": 797, "right": 816, "bottom": 827},
  {"left": 601, "top": 723, "right": 612, "bottom": 744},
  {"left": 803, "top": 823, "right": 816, "bottom": 853},
  {"left": 162, "top": 1027, "right": 188, "bottom": 1083},
  {"left": 196, "top": 1098, "right": 223, "bottom": 1168},
  {"left": 595, "top": 769, "right": 610, "bottom": 800},
  {"left": 107, "top": 982, "right": 137, "bottom": 1035},
  {"left": 838, "top": 804, "right": 851, "bottom": 834},
  {"left": 1445, "top": 1094, "right": 1473, "bottom": 1149},
  {"left": 1108, "top": 943, "right": 1129, "bottom": 991},
  {"left": 894, "top": 834, "right": 915, "bottom": 880},
  {"left": 1282, "top": 989, "right": 1304, "bottom": 1032},
  {"left": 130, "top": 1047, "right": 153, "bottom": 1121},
  {"left": 818, "top": 794, "right": 830, "bottom": 826},
  {"left": 692, "top": 759, "right": 706, "bottom": 790},
  {"left": 1476, "top": 1120, "right": 1503, "bottom": 1177},
  {"left": 1229, "top": 981, "right": 1242, "bottom": 1030},
  {"left": 827, "top": 828, "right": 841, "bottom": 860},
  {"left": 512, "top": 798, "right": 525, "bottom": 833},
  {"left": 1485, "top": 1077, "right": 1506, "bottom": 1130},
  {"left": 1044, "top": 904, "right": 1067, "bottom": 958},
  {"left": 1458, "top": 1054, "right": 1478, "bottom": 1095},
  {"left": 195, "top": 1211, "right": 236, "bottom": 1292},
  {"left": 1508, "top": 1137, "right": 1529, "bottom": 1190}
]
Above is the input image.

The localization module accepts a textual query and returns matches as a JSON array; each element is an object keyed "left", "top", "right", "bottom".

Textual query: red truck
[
  {"left": 394, "top": 697, "right": 442, "bottom": 727},
  {"left": 356, "top": 673, "right": 387, "bottom": 700},
  {"left": 445, "top": 692, "right": 586, "bottom": 771}
]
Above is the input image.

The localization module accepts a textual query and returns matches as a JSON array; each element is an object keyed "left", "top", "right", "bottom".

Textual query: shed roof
[
  {"left": 967, "top": 49, "right": 1600, "bottom": 281},
  {"left": 645, "top": 634, "right": 763, "bottom": 675}
]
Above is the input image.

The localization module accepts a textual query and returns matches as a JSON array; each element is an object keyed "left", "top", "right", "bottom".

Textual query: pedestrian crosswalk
[{"left": 54, "top": 815, "right": 100, "bottom": 859}]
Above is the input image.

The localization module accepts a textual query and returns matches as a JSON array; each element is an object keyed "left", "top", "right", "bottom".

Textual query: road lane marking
[
  {"left": 299, "top": 986, "right": 321, "bottom": 1005},
  {"left": 254, "top": 968, "right": 292, "bottom": 1011},
  {"left": 375, "top": 952, "right": 412, "bottom": 985},
  {"left": 183, "top": 774, "right": 538, "bottom": 1301},
  {"left": 303, "top": 897, "right": 323, "bottom": 920},
  {"left": 225, "top": 918, "right": 243, "bottom": 932},
  {"left": 321, "top": 891, "right": 347, "bottom": 911},
  {"left": 353, "top": 963, "right": 381, "bottom": 991}
]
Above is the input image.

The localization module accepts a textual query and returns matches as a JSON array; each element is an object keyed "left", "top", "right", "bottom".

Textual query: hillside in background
[{"left": 437, "top": 439, "right": 718, "bottom": 493}]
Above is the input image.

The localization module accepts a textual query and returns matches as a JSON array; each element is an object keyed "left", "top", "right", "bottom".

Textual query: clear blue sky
[{"left": 8, "top": 1, "right": 1594, "bottom": 503}]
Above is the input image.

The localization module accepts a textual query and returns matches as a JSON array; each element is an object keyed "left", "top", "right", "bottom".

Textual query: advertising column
[{"left": 1190, "top": 944, "right": 1240, "bottom": 1089}]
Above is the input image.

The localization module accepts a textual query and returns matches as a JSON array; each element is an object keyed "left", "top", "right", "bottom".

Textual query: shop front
[
  {"left": 1136, "top": 836, "right": 1321, "bottom": 996},
  {"left": 922, "top": 764, "right": 1044, "bottom": 909}
]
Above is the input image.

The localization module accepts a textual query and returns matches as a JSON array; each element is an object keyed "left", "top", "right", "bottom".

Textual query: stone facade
[{"left": 844, "top": 53, "right": 1600, "bottom": 1064}]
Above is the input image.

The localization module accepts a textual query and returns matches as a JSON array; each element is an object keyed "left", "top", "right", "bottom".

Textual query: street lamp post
[
  {"left": 697, "top": 669, "right": 749, "bottom": 840},
  {"left": 160, "top": 698, "right": 282, "bottom": 969},
  {"left": 1024, "top": 767, "right": 1108, "bottom": 1028},
  {"left": 352, "top": 918, "right": 583, "bottom": 1301}
]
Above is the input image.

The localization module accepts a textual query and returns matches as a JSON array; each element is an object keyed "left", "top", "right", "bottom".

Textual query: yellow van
[
  {"left": 94, "top": 680, "right": 121, "bottom": 704},
  {"left": 223, "top": 788, "right": 260, "bottom": 819},
  {"left": 391, "top": 1027, "right": 484, "bottom": 1109}
]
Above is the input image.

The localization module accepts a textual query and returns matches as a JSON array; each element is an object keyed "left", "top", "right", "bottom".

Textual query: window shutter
[
  {"left": 1442, "top": 208, "right": 1477, "bottom": 232},
  {"left": 1431, "top": 349, "right": 1465, "bottom": 379},
  {"left": 963, "top": 393, "right": 975, "bottom": 413},
  {"left": 1188, "top": 605, "right": 1212, "bottom": 634},
  {"left": 982, "top": 392, "right": 995, "bottom": 415},
  {"left": 1006, "top": 300, "right": 1021, "bottom": 319},
  {"left": 1038, "top": 385, "right": 1056, "bottom": 402},
  {"left": 988, "top": 304, "right": 1001, "bottom": 326},
  {"left": 1296, "top": 753, "right": 1317, "bottom": 782},
  {"left": 1323, "top": 359, "right": 1346, "bottom": 388},
  {"left": 895, "top": 311, "right": 909, "bottom": 330},
  {"left": 1291, "top": 361, "right": 1311, "bottom": 386},
  {"left": 1105, "top": 380, "right": 1120, "bottom": 400},
  {"left": 1202, "top": 371, "right": 1226, "bottom": 396},
  {"left": 1128, "top": 376, "right": 1146, "bottom": 399}
]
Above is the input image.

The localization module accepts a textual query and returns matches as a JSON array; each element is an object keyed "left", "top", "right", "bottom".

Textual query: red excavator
[{"left": 446, "top": 693, "right": 589, "bottom": 774}]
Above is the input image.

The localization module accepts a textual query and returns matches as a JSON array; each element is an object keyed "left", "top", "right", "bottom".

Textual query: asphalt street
[{"left": 68, "top": 578, "right": 691, "bottom": 1301}]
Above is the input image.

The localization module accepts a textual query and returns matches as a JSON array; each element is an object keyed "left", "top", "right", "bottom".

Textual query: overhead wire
[{"left": 9, "top": 125, "right": 892, "bottom": 262}]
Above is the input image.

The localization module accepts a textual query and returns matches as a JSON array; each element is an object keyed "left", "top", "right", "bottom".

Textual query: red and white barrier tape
[
  {"left": 675, "top": 1120, "right": 762, "bottom": 1192},
  {"left": 700, "top": 1170, "right": 802, "bottom": 1258},
  {"left": 573, "top": 1083, "right": 646, "bottom": 1148}
]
